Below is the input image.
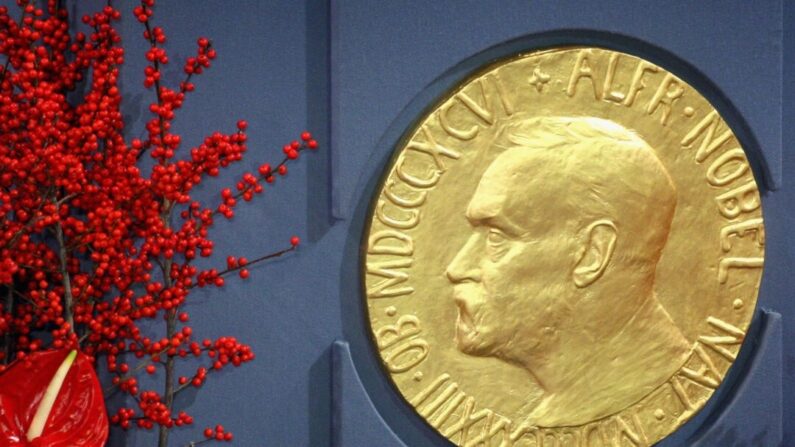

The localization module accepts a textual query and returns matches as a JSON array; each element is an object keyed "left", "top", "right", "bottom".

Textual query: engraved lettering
[
  {"left": 540, "top": 430, "right": 559, "bottom": 447},
  {"left": 670, "top": 375, "right": 695, "bottom": 411},
  {"left": 582, "top": 422, "right": 609, "bottom": 447},
  {"left": 376, "top": 314, "right": 421, "bottom": 349},
  {"left": 623, "top": 61, "right": 659, "bottom": 107},
  {"left": 411, "top": 373, "right": 451, "bottom": 406},
  {"left": 376, "top": 315, "right": 429, "bottom": 372},
  {"left": 720, "top": 218, "right": 764, "bottom": 252},
  {"left": 463, "top": 412, "right": 511, "bottom": 447},
  {"left": 376, "top": 199, "right": 419, "bottom": 230},
  {"left": 384, "top": 180, "right": 427, "bottom": 208},
  {"left": 442, "top": 402, "right": 479, "bottom": 445},
  {"left": 491, "top": 72, "right": 515, "bottom": 116},
  {"left": 718, "top": 257, "right": 764, "bottom": 284},
  {"left": 507, "top": 422, "right": 537, "bottom": 446},
  {"left": 440, "top": 74, "right": 513, "bottom": 140},
  {"left": 396, "top": 156, "right": 441, "bottom": 189},
  {"left": 680, "top": 345, "right": 722, "bottom": 389},
  {"left": 407, "top": 126, "right": 461, "bottom": 172},
  {"left": 384, "top": 339, "right": 429, "bottom": 373},
  {"left": 456, "top": 78, "right": 496, "bottom": 125},
  {"left": 443, "top": 398, "right": 492, "bottom": 444},
  {"left": 567, "top": 50, "right": 602, "bottom": 99},
  {"left": 439, "top": 102, "right": 479, "bottom": 140},
  {"left": 646, "top": 73, "right": 684, "bottom": 125},
  {"left": 698, "top": 316, "right": 745, "bottom": 362},
  {"left": 681, "top": 110, "right": 733, "bottom": 162},
  {"left": 420, "top": 380, "right": 459, "bottom": 418},
  {"left": 615, "top": 414, "right": 648, "bottom": 446},
  {"left": 366, "top": 258, "right": 413, "bottom": 298},
  {"left": 706, "top": 148, "right": 749, "bottom": 186},
  {"left": 429, "top": 392, "right": 467, "bottom": 428},
  {"left": 602, "top": 52, "right": 626, "bottom": 103},
  {"left": 363, "top": 47, "right": 765, "bottom": 447},
  {"left": 559, "top": 428, "right": 581, "bottom": 447},
  {"left": 715, "top": 181, "right": 761, "bottom": 219},
  {"left": 368, "top": 229, "right": 414, "bottom": 256}
]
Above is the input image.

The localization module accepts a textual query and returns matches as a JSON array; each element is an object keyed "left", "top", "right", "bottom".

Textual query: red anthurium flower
[{"left": 0, "top": 349, "right": 108, "bottom": 447}]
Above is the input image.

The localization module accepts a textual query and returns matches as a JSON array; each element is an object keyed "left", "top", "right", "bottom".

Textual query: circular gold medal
[{"left": 363, "top": 47, "right": 764, "bottom": 446}]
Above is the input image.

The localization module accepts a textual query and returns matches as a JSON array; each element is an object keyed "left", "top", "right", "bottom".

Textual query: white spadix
[{"left": 26, "top": 350, "right": 77, "bottom": 441}]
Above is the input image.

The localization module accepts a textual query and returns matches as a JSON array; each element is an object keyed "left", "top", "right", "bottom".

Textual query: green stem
[
  {"left": 2, "top": 286, "right": 13, "bottom": 365},
  {"left": 54, "top": 221, "right": 74, "bottom": 334}
]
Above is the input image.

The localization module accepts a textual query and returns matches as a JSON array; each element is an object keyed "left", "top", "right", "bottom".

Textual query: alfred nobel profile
[{"left": 445, "top": 116, "right": 692, "bottom": 426}]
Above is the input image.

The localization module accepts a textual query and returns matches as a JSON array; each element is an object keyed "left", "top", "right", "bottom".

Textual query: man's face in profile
[{"left": 445, "top": 149, "right": 579, "bottom": 365}]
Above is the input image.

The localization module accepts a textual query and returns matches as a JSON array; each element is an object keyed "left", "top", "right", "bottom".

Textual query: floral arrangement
[{"left": 0, "top": 1, "right": 316, "bottom": 445}]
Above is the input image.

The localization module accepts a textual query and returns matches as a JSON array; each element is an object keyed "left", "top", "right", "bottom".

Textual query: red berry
[
  {"left": 290, "top": 236, "right": 300, "bottom": 247},
  {"left": 300, "top": 131, "right": 312, "bottom": 141},
  {"left": 0, "top": 5, "right": 285, "bottom": 437}
]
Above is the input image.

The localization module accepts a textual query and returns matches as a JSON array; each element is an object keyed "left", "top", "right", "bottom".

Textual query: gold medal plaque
[{"left": 362, "top": 47, "right": 765, "bottom": 446}]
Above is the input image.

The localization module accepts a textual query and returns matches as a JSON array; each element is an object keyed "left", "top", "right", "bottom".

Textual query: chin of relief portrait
[{"left": 445, "top": 116, "right": 691, "bottom": 423}]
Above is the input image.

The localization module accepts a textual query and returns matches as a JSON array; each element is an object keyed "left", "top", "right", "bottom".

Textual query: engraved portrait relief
[{"left": 445, "top": 116, "right": 692, "bottom": 426}]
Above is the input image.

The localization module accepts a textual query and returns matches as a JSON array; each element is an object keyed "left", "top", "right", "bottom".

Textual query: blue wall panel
[{"left": 0, "top": 1, "right": 790, "bottom": 446}]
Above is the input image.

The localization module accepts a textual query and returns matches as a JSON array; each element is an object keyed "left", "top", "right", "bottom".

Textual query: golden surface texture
[{"left": 362, "top": 47, "right": 765, "bottom": 446}]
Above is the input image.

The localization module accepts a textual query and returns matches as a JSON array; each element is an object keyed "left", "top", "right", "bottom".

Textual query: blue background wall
[{"left": 1, "top": 1, "right": 791, "bottom": 445}]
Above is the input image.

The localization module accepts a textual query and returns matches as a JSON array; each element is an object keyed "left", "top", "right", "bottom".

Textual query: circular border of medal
[{"left": 361, "top": 46, "right": 766, "bottom": 446}]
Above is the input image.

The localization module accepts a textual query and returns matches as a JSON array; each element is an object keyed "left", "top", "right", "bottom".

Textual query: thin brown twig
[
  {"left": 103, "top": 345, "right": 172, "bottom": 395},
  {"left": 215, "top": 245, "right": 296, "bottom": 279}
]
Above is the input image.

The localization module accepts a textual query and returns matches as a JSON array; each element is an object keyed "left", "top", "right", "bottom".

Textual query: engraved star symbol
[{"left": 528, "top": 67, "right": 551, "bottom": 92}]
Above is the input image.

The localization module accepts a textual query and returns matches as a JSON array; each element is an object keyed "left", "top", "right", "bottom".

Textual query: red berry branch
[{"left": 0, "top": 1, "right": 317, "bottom": 446}]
